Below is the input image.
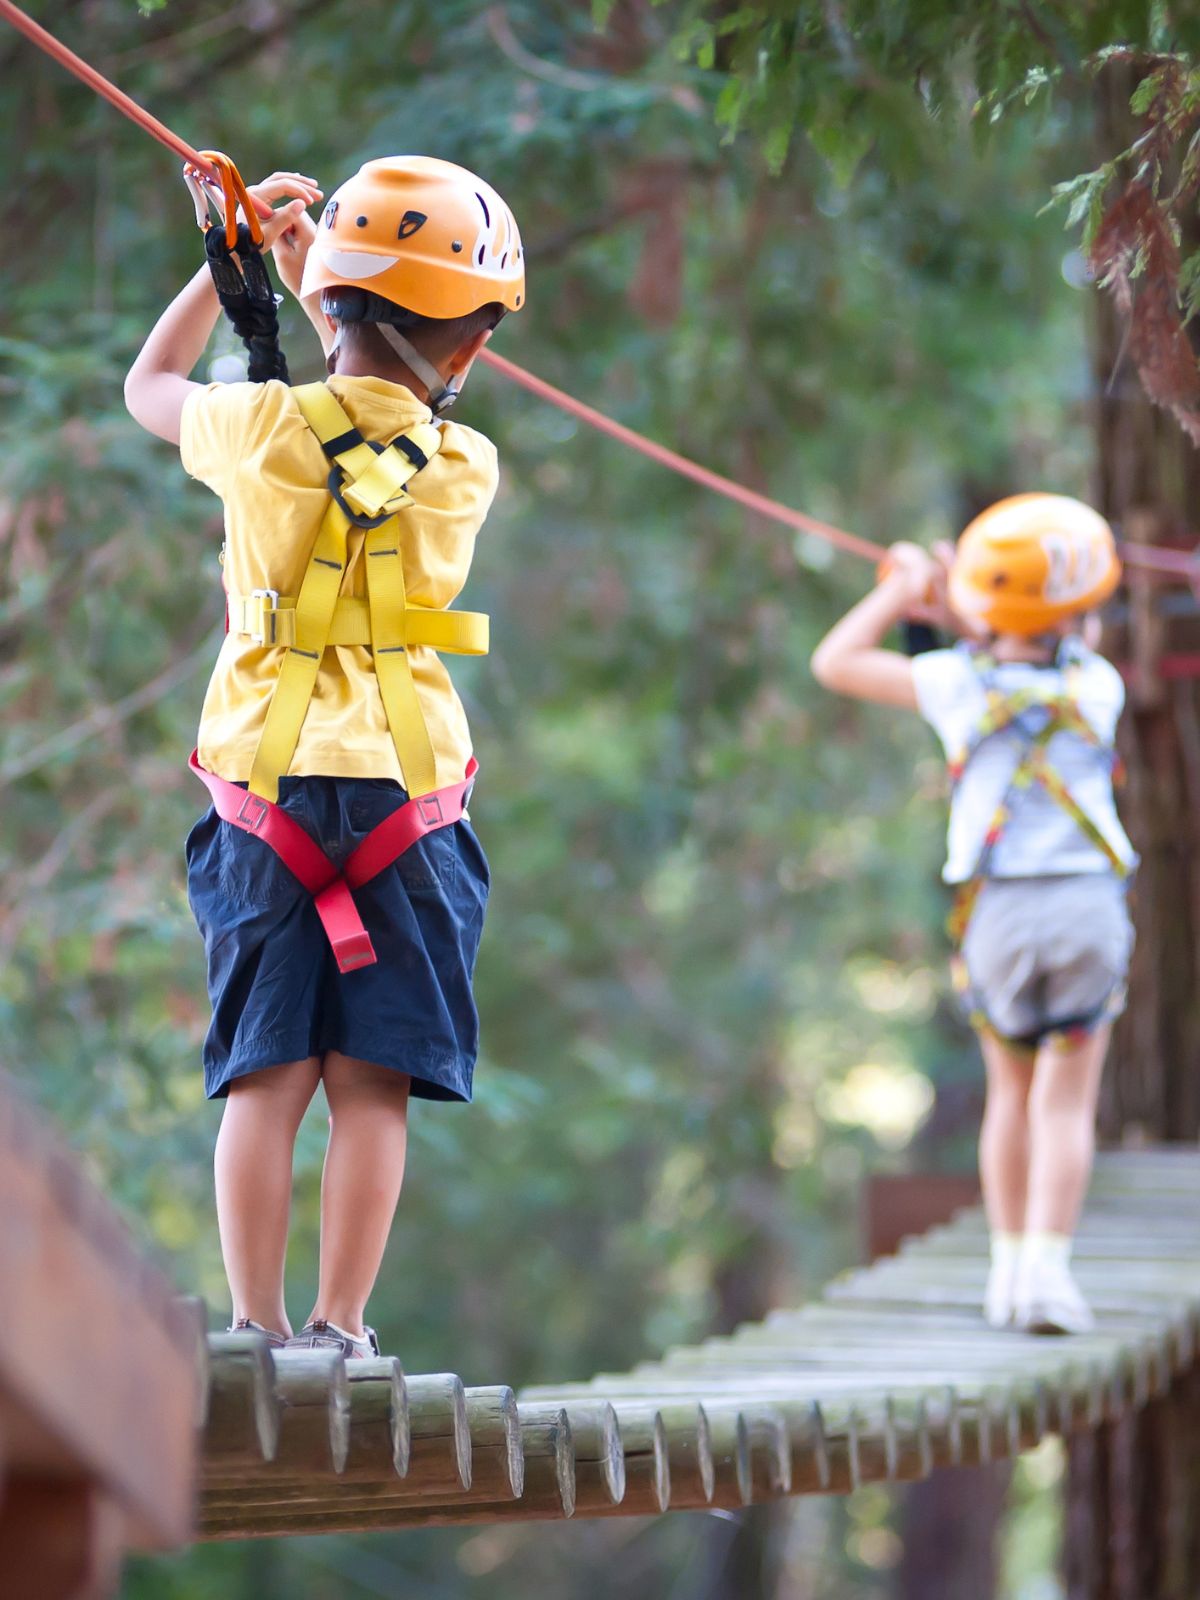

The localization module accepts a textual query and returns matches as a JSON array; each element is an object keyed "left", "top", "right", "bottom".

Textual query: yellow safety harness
[
  {"left": 229, "top": 383, "right": 489, "bottom": 803},
  {"left": 191, "top": 382, "right": 491, "bottom": 972},
  {"left": 946, "top": 650, "right": 1131, "bottom": 1046}
]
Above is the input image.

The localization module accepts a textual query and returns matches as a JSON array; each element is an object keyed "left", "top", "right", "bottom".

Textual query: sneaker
[
  {"left": 983, "top": 1257, "right": 1018, "bottom": 1329},
  {"left": 281, "top": 1318, "right": 380, "bottom": 1359},
  {"left": 1014, "top": 1255, "right": 1094, "bottom": 1335},
  {"left": 228, "top": 1317, "right": 287, "bottom": 1350}
]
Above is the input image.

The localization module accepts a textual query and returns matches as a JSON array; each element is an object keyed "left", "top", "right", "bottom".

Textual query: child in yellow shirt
[{"left": 125, "top": 159, "right": 524, "bottom": 1356}]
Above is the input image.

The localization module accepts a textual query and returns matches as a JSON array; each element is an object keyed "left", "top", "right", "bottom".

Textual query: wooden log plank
[
  {"left": 201, "top": 1334, "right": 280, "bottom": 1468},
  {"left": 501, "top": 1403, "right": 575, "bottom": 1517},
  {"left": 400, "top": 1373, "right": 471, "bottom": 1498},
  {"left": 270, "top": 1351, "right": 349, "bottom": 1475},
  {"left": 700, "top": 1404, "right": 750, "bottom": 1509},
  {"left": 199, "top": 1405, "right": 572, "bottom": 1538},
  {"left": 572, "top": 1404, "right": 668, "bottom": 1517},
  {"left": 199, "top": 1384, "right": 519, "bottom": 1517},
  {"left": 343, "top": 1358, "right": 408, "bottom": 1479},
  {"left": 558, "top": 1401, "right": 624, "bottom": 1513},
  {"left": 587, "top": 1401, "right": 715, "bottom": 1512}
]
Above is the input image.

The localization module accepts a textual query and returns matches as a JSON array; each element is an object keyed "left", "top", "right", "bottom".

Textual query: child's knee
[{"left": 323, "top": 1054, "right": 411, "bottom": 1110}]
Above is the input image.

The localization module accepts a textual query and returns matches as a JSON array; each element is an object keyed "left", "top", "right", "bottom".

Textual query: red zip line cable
[{"left": 3, "top": 0, "right": 1198, "bottom": 584}]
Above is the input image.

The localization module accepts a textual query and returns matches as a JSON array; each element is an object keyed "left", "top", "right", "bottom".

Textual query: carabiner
[{"left": 183, "top": 149, "right": 264, "bottom": 251}]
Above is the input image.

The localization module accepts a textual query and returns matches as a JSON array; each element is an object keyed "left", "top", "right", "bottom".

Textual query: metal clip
[{"left": 249, "top": 588, "right": 280, "bottom": 646}]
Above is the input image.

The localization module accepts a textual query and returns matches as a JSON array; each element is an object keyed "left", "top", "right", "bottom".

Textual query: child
[
  {"left": 125, "top": 158, "right": 525, "bottom": 1356},
  {"left": 811, "top": 496, "right": 1135, "bottom": 1333}
]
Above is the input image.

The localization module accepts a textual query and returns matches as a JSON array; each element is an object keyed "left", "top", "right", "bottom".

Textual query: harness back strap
[
  {"left": 945, "top": 657, "right": 1131, "bottom": 1044},
  {"left": 946, "top": 659, "right": 1130, "bottom": 950},
  {"left": 190, "top": 749, "right": 478, "bottom": 973},
  {"left": 246, "top": 382, "right": 449, "bottom": 802}
]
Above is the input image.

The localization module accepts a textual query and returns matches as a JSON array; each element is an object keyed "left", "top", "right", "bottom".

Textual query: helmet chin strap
[{"left": 375, "top": 323, "right": 460, "bottom": 414}]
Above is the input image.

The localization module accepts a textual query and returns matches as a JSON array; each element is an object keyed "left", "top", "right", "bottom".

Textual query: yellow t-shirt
[{"left": 180, "top": 376, "right": 498, "bottom": 786}]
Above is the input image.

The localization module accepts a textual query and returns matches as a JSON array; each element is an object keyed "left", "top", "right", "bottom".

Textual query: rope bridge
[{"left": 197, "top": 1149, "right": 1200, "bottom": 1545}]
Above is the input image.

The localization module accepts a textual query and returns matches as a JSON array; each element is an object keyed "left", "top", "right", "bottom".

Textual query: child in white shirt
[{"left": 812, "top": 496, "right": 1134, "bottom": 1333}]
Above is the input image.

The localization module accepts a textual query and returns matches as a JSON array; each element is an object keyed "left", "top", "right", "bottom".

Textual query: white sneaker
[
  {"left": 983, "top": 1256, "right": 1018, "bottom": 1328},
  {"left": 1014, "top": 1254, "right": 1094, "bottom": 1335}
]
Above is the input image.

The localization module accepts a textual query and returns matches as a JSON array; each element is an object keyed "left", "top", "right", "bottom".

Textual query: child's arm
[
  {"left": 124, "top": 176, "right": 320, "bottom": 445},
  {"left": 811, "top": 543, "right": 946, "bottom": 710}
]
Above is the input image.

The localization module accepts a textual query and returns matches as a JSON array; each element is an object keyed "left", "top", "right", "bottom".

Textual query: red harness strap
[{"left": 189, "top": 751, "right": 478, "bottom": 974}]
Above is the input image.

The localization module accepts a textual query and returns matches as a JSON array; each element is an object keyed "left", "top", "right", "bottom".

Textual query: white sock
[
  {"left": 1021, "top": 1231, "right": 1071, "bottom": 1270},
  {"left": 990, "top": 1232, "right": 1023, "bottom": 1270}
]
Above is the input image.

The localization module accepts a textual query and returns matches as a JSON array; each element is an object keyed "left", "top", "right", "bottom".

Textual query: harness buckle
[
  {"left": 249, "top": 588, "right": 280, "bottom": 645},
  {"left": 236, "top": 792, "right": 270, "bottom": 832},
  {"left": 327, "top": 459, "right": 400, "bottom": 530}
]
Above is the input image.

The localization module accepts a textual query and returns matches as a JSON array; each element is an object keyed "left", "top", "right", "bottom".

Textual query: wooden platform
[{"left": 196, "top": 1148, "right": 1200, "bottom": 1540}]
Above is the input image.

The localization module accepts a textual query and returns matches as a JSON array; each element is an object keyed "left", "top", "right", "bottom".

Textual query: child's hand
[
  {"left": 245, "top": 173, "right": 323, "bottom": 298},
  {"left": 879, "top": 541, "right": 939, "bottom": 616}
]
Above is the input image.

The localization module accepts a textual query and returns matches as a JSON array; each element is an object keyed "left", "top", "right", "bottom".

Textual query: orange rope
[
  {"left": 3, "top": 0, "right": 1198, "bottom": 584},
  {"left": 478, "top": 350, "right": 887, "bottom": 561},
  {"left": 0, "top": 0, "right": 215, "bottom": 179}
]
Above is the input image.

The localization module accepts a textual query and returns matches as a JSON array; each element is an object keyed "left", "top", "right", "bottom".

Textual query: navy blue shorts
[{"left": 185, "top": 775, "right": 489, "bottom": 1102}]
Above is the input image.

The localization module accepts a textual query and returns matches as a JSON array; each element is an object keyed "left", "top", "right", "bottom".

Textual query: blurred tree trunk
[
  {"left": 1093, "top": 68, "right": 1200, "bottom": 1145},
  {"left": 895, "top": 1467, "right": 1007, "bottom": 1600}
]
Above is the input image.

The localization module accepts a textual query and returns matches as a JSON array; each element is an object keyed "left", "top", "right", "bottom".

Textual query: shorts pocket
[
  {"left": 216, "top": 827, "right": 305, "bottom": 908},
  {"left": 214, "top": 791, "right": 313, "bottom": 909},
  {"left": 394, "top": 827, "right": 458, "bottom": 895},
  {"left": 349, "top": 782, "right": 459, "bottom": 895}
]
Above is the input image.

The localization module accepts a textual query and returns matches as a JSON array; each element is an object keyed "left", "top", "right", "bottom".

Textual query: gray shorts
[{"left": 959, "top": 875, "right": 1133, "bottom": 1047}]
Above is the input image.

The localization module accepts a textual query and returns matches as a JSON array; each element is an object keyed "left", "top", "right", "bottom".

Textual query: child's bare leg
[
  {"left": 214, "top": 1057, "right": 322, "bottom": 1334},
  {"left": 310, "top": 1054, "right": 411, "bottom": 1335},
  {"left": 978, "top": 1032, "right": 1035, "bottom": 1233},
  {"left": 1025, "top": 1025, "right": 1111, "bottom": 1236}
]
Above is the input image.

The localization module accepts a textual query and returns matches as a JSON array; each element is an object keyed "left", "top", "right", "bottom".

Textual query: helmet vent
[
  {"left": 322, "top": 200, "right": 338, "bottom": 228},
  {"left": 398, "top": 210, "right": 427, "bottom": 239},
  {"left": 476, "top": 192, "right": 491, "bottom": 227}
]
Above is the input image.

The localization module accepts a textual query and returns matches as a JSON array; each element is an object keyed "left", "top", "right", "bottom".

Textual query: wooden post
[{"left": 0, "top": 1479, "right": 126, "bottom": 1600}]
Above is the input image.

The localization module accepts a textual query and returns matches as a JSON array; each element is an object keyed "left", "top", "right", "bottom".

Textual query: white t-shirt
[{"left": 911, "top": 642, "right": 1137, "bottom": 885}]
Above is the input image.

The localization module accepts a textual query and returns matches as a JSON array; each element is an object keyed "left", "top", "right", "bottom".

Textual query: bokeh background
[{"left": 2, "top": 2, "right": 1189, "bottom": 1595}]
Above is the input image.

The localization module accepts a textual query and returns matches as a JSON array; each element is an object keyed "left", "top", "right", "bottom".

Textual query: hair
[{"left": 328, "top": 296, "right": 506, "bottom": 374}]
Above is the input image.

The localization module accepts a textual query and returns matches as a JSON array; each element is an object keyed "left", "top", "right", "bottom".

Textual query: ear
[{"left": 443, "top": 326, "right": 494, "bottom": 391}]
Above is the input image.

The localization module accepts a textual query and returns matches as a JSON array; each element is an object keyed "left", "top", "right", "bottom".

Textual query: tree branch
[{"left": 0, "top": 625, "right": 221, "bottom": 790}]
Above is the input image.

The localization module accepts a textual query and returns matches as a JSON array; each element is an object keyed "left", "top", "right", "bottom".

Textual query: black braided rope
[{"left": 204, "top": 223, "right": 290, "bottom": 384}]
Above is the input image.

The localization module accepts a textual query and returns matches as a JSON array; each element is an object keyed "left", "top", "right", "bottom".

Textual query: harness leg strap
[
  {"left": 312, "top": 878, "right": 377, "bottom": 973},
  {"left": 189, "top": 751, "right": 479, "bottom": 976}
]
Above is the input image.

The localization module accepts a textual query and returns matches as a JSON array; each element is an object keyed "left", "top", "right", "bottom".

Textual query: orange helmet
[
  {"left": 949, "top": 494, "right": 1121, "bottom": 637},
  {"left": 299, "top": 155, "right": 525, "bottom": 318}
]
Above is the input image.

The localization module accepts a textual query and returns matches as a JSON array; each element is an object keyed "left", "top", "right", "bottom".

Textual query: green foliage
[
  {"left": 659, "top": 0, "right": 1200, "bottom": 437},
  {"left": 0, "top": 0, "right": 1093, "bottom": 1591},
  {"left": 658, "top": 0, "right": 1200, "bottom": 171}
]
